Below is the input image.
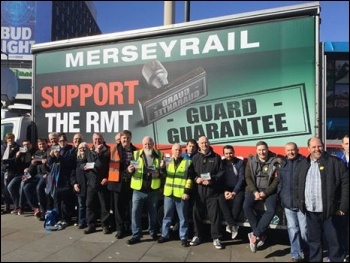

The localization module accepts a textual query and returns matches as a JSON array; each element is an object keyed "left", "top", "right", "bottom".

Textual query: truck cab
[
  {"left": 1, "top": 114, "right": 36, "bottom": 145},
  {"left": 1, "top": 65, "right": 36, "bottom": 145}
]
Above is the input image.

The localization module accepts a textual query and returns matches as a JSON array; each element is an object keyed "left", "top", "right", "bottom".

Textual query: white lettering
[
  {"left": 87, "top": 50, "right": 101, "bottom": 65},
  {"left": 180, "top": 38, "right": 200, "bottom": 56},
  {"left": 159, "top": 40, "right": 177, "bottom": 58},
  {"left": 121, "top": 46, "right": 138, "bottom": 62},
  {"left": 86, "top": 110, "right": 133, "bottom": 133},
  {"left": 241, "top": 30, "right": 260, "bottom": 49},
  {"left": 202, "top": 35, "right": 225, "bottom": 53},
  {"left": 64, "top": 30, "right": 261, "bottom": 68},
  {"left": 45, "top": 112, "right": 80, "bottom": 133},
  {"left": 141, "top": 43, "right": 157, "bottom": 60}
]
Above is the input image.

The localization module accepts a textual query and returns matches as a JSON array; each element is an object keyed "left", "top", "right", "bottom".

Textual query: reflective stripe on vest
[
  {"left": 163, "top": 159, "right": 191, "bottom": 198},
  {"left": 108, "top": 145, "right": 120, "bottom": 182},
  {"left": 130, "top": 149, "right": 163, "bottom": 190}
]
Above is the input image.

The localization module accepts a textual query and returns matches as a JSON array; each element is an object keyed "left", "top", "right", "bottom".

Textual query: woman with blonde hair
[{"left": 73, "top": 142, "right": 88, "bottom": 228}]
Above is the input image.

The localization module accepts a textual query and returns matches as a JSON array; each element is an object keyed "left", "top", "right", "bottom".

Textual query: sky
[{"left": 93, "top": 1, "right": 349, "bottom": 42}]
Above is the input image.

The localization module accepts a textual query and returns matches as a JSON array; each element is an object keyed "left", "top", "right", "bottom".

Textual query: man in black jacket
[
  {"left": 82, "top": 132, "right": 111, "bottom": 234},
  {"left": 108, "top": 130, "right": 137, "bottom": 239},
  {"left": 294, "top": 137, "right": 348, "bottom": 262},
  {"left": 189, "top": 136, "right": 225, "bottom": 250}
]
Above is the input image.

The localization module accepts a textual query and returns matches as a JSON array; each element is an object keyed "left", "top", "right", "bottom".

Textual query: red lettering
[
  {"left": 39, "top": 80, "right": 139, "bottom": 108},
  {"left": 94, "top": 82, "right": 108, "bottom": 106},
  {"left": 41, "top": 86, "right": 53, "bottom": 108},
  {"left": 80, "top": 84, "right": 93, "bottom": 106}
]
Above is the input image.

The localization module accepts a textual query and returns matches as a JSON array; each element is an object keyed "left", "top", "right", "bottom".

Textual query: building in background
[
  {"left": 324, "top": 42, "right": 349, "bottom": 154},
  {"left": 1, "top": 1, "right": 101, "bottom": 108}
]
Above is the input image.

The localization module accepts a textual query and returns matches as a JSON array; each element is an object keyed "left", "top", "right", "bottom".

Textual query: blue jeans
[
  {"left": 23, "top": 177, "right": 40, "bottom": 209},
  {"left": 284, "top": 208, "right": 308, "bottom": 259},
  {"left": 161, "top": 195, "right": 189, "bottom": 240},
  {"left": 131, "top": 190, "right": 160, "bottom": 239},
  {"left": 77, "top": 195, "right": 87, "bottom": 226},
  {"left": 7, "top": 176, "right": 23, "bottom": 209},
  {"left": 243, "top": 192, "right": 277, "bottom": 237},
  {"left": 36, "top": 175, "right": 47, "bottom": 212}
]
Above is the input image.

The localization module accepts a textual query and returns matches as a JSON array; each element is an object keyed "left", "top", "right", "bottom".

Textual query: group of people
[{"left": 1, "top": 131, "right": 348, "bottom": 262}]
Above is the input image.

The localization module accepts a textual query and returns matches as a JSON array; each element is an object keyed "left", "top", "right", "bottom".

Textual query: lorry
[
  {"left": 1, "top": 67, "right": 35, "bottom": 146},
  {"left": 3, "top": 2, "right": 347, "bottom": 229}
]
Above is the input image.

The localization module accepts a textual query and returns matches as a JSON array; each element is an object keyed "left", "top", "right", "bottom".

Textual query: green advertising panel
[{"left": 34, "top": 16, "right": 316, "bottom": 153}]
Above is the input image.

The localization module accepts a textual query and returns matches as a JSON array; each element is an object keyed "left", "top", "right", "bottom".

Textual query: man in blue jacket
[{"left": 278, "top": 142, "right": 308, "bottom": 262}]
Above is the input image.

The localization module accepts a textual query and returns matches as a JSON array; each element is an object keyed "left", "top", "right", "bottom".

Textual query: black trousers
[
  {"left": 193, "top": 194, "right": 221, "bottom": 239},
  {"left": 306, "top": 211, "right": 343, "bottom": 262},
  {"left": 86, "top": 185, "right": 110, "bottom": 228},
  {"left": 218, "top": 190, "right": 245, "bottom": 226}
]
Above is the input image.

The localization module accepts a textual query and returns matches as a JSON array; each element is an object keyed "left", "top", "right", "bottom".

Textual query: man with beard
[{"left": 126, "top": 136, "right": 165, "bottom": 245}]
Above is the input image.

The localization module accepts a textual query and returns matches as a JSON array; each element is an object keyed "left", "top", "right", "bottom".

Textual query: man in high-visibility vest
[
  {"left": 157, "top": 143, "right": 195, "bottom": 247},
  {"left": 126, "top": 136, "right": 165, "bottom": 245}
]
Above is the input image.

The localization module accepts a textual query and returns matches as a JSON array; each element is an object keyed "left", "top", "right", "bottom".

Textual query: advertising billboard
[
  {"left": 34, "top": 16, "right": 316, "bottom": 156},
  {"left": 1, "top": 1, "right": 36, "bottom": 60}
]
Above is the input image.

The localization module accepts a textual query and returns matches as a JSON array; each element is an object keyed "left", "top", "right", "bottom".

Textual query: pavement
[{"left": 1, "top": 208, "right": 298, "bottom": 262}]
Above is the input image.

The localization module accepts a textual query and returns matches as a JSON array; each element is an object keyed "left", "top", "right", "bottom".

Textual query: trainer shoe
[
  {"left": 248, "top": 232, "right": 257, "bottom": 253},
  {"left": 11, "top": 209, "right": 19, "bottom": 214},
  {"left": 213, "top": 238, "right": 223, "bottom": 249},
  {"left": 257, "top": 235, "right": 266, "bottom": 247},
  {"left": 225, "top": 225, "right": 232, "bottom": 233},
  {"left": 231, "top": 225, "right": 239, "bottom": 240},
  {"left": 189, "top": 236, "right": 201, "bottom": 246}
]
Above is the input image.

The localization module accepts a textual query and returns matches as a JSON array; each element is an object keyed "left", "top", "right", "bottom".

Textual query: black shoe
[
  {"left": 78, "top": 224, "right": 87, "bottom": 229},
  {"left": 150, "top": 233, "right": 158, "bottom": 240},
  {"left": 84, "top": 227, "right": 96, "bottom": 234},
  {"left": 181, "top": 239, "right": 189, "bottom": 247},
  {"left": 102, "top": 226, "right": 111, "bottom": 234},
  {"left": 115, "top": 231, "right": 124, "bottom": 239},
  {"left": 127, "top": 237, "right": 140, "bottom": 245},
  {"left": 157, "top": 236, "right": 168, "bottom": 243}
]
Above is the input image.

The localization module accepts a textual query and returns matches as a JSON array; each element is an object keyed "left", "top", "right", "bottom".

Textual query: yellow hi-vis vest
[
  {"left": 163, "top": 158, "right": 192, "bottom": 198},
  {"left": 108, "top": 145, "right": 120, "bottom": 182},
  {"left": 130, "top": 149, "right": 163, "bottom": 190}
]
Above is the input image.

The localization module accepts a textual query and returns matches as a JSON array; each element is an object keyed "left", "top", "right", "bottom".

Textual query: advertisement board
[
  {"left": 34, "top": 16, "right": 316, "bottom": 156},
  {"left": 1, "top": 1, "right": 36, "bottom": 60}
]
